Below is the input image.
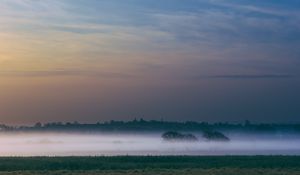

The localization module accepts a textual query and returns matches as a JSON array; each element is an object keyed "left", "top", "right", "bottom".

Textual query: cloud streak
[
  {"left": 0, "top": 70, "right": 134, "bottom": 78},
  {"left": 209, "top": 74, "right": 294, "bottom": 79}
]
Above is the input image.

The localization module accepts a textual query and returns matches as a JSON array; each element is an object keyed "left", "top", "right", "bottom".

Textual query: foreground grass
[
  {"left": 0, "top": 156, "right": 299, "bottom": 174},
  {"left": 1, "top": 169, "right": 300, "bottom": 175}
]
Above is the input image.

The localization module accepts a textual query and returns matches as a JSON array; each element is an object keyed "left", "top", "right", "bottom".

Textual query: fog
[{"left": 0, "top": 132, "right": 300, "bottom": 156}]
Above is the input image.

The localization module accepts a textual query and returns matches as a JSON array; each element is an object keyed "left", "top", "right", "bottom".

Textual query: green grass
[
  {"left": 1, "top": 169, "right": 300, "bottom": 175},
  {"left": 0, "top": 156, "right": 299, "bottom": 174}
]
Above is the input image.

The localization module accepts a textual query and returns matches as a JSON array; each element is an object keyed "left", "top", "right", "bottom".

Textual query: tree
[
  {"left": 162, "top": 131, "right": 198, "bottom": 142},
  {"left": 34, "top": 122, "right": 42, "bottom": 128}
]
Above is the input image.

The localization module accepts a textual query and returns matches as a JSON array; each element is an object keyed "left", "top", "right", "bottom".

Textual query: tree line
[{"left": 0, "top": 119, "right": 299, "bottom": 133}]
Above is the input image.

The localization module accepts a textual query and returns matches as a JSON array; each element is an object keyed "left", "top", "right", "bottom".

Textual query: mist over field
[{"left": 0, "top": 132, "right": 299, "bottom": 156}]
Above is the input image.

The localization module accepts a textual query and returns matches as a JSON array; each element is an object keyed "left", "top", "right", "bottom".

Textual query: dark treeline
[{"left": 0, "top": 119, "right": 300, "bottom": 133}]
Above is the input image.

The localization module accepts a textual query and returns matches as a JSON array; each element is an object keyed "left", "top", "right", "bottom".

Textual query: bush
[
  {"left": 162, "top": 131, "right": 198, "bottom": 142},
  {"left": 202, "top": 130, "right": 230, "bottom": 141}
]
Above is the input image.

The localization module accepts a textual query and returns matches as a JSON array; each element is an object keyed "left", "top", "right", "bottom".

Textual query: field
[{"left": 0, "top": 156, "right": 299, "bottom": 175}]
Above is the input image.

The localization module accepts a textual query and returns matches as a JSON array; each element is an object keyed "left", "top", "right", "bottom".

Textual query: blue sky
[{"left": 0, "top": 0, "right": 299, "bottom": 124}]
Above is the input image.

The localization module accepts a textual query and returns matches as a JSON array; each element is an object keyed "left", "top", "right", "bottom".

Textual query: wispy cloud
[
  {"left": 0, "top": 0, "right": 299, "bottom": 80},
  {"left": 209, "top": 0, "right": 298, "bottom": 17},
  {"left": 208, "top": 74, "right": 294, "bottom": 79},
  {"left": 0, "top": 70, "right": 134, "bottom": 78}
]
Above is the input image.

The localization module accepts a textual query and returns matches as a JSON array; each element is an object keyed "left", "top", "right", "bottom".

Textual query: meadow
[{"left": 0, "top": 156, "right": 299, "bottom": 175}]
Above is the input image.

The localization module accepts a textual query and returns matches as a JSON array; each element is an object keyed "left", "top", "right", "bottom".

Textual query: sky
[{"left": 0, "top": 0, "right": 300, "bottom": 125}]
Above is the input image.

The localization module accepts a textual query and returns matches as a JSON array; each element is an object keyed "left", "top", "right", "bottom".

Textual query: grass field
[{"left": 0, "top": 156, "right": 299, "bottom": 175}]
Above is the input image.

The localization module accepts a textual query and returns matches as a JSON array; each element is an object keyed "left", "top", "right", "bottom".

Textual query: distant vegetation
[
  {"left": 162, "top": 131, "right": 198, "bottom": 142},
  {"left": 202, "top": 130, "right": 230, "bottom": 141},
  {"left": 0, "top": 119, "right": 300, "bottom": 133},
  {"left": 162, "top": 130, "right": 230, "bottom": 142}
]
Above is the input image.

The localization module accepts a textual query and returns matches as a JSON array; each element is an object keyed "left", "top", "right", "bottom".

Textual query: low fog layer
[{"left": 0, "top": 133, "right": 299, "bottom": 156}]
